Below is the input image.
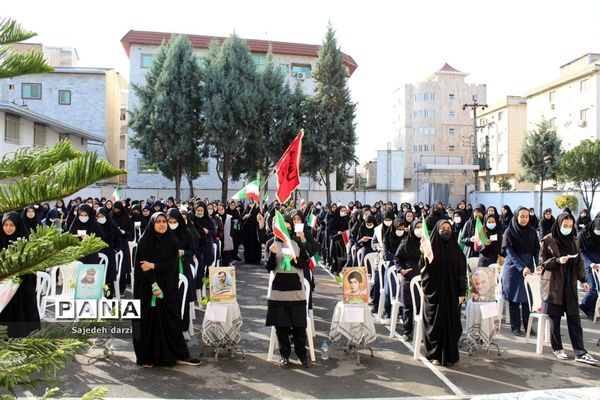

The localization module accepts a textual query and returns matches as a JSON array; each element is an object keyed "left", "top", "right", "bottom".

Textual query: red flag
[
  {"left": 275, "top": 130, "right": 304, "bottom": 204},
  {"left": 341, "top": 230, "right": 350, "bottom": 246}
]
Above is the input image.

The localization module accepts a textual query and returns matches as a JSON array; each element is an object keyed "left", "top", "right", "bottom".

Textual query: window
[
  {"left": 140, "top": 53, "right": 154, "bottom": 69},
  {"left": 549, "top": 117, "right": 557, "bottom": 129},
  {"left": 291, "top": 64, "right": 311, "bottom": 79},
  {"left": 252, "top": 54, "right": 266, "bottom": 72},
  {"left": 449, "top": 145, "right": 455, "bottom": 152},
  {"left": 449, "top": 111, "right": 456, "bottom": 118},
  {"left": 22, "top": 83, "right": 41, "bottom": 99},
  {"left": 549, "top": 91, "right": 556, "bottom": 103},
  {"left": 4, "top": 114, "right": 19, "bottom": 144},
  {"left": 81, "top": 137, "right": 86, "bottom": 146},
  {"left": 498, "top": 111, "right": 503, "bottom": 121},
  {"left": 472, "top": 94, "right": 478, "bottom": 102},
  {"left": 138, "top": 158, "right": 158, "bottom": 174},
  {"left": 118, "top": 160, "right": 127, "bottom": 185},
  {"left": 448, "top": 127, "right": 455, "bottom": 134},
  {"left": 448, "top": 93, "right": 455, "bottom": 101},
  {"left": 120, "top": 108, "right": 127, "bottom": 121},
  {"left": 580, "top": 109, "right": 588, "bottom": 126},
  {"left": 34, "top": 123, "right": 46, "bottom": 146},
  {"left": 279, "top": 64, "right": 289, "bottom": 76},
  {"left": 58, "top": 90, "right": 71, "bottom": 105},
  {"left": 119, "top": 134, "right": 126, "bottom": 150},
  {"left": 580, "top": 79, "right": 589, "bottom": 92}
]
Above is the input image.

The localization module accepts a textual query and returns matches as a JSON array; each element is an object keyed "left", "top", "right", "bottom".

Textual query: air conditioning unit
[{"left": 578, "top": 120, "right": 587, "bottom": 127}]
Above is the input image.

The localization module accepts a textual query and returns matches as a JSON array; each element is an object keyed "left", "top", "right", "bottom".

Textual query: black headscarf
[
  {"left": 166, "top": 208, "right": 193, "bottom": 248},
  {"left": 96, "top": 207, "right": 121, "bottom": 249},
  {"left": 579, "top": 217, "right": 600, "bottom": 252},
  {"left": 577, "top": 209, "right": 591, "bottom": 228},
  {"left": 500, "top": 205, "right": 513, "bottom": 228},
  {"left": 68, "top": 203, "right": 102, "bottom": 236},
  {"left": 44, "top": 209, "right": 60, "bottom": 227},
  {"left": 139, "top": 212, "right": 176, "bottom": 248},
  {"left": 21, "top": 206, "right": 40, "bottom": 234},
  {"left": 540, "top": 208, "right": 555, "bottom": 234},
  {"left": 551, "top": 213, "right": 577, "bottom": 255},
  {"left": 0, "top": 212, "right": 27, "bottom": 248},
  {"left": 396, "top": 219, "right": 422, "bottom": 262},
  {"left": 501, "top": 206, "right": 540, "bottom": 255}
]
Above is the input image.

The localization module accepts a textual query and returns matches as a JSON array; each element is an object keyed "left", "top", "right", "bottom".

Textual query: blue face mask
[
  {"left": 486, "top": 223, "right": 496, "bottom": 230},
  {"left": 560, "top": 226, "right": 572, "bottom": 236}
]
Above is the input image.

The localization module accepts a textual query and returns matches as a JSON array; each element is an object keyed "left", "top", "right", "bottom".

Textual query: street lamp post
[{"left": 462, "top": 101, "right": 487, "bottom": 192}]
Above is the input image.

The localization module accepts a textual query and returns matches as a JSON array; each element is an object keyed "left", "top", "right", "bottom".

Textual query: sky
[{"left": 4, "top": 0, "right": 600, "bottom": 163}]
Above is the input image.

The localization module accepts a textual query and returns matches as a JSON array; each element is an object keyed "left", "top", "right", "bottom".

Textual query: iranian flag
[
  {"left": 112, "top": 188, "right": 122, "bottom": 201},
  {"left": 307, "top": 213, "right": 318, "bottom": 229},
  {"left": 308, "top": 253, "right": 321, "bottom": 270},
  {"left": 341, "top": 230, "right": 350, "bottom": 246},
  {"left": 272, "top": 210, "right": 297, "bottom": 260},
  {"left": 420, "top": 222, "right": 434, "bottom": 264},
  {"left": 232, "top": 180, "right": 260, "bottom": 202},
  {"left": 473, "top": 217, "right": 489, "bottom": 251}
]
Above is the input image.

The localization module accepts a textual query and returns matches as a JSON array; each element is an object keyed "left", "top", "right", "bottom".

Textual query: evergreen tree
[
  {"left": 0, "top": 18, "right": 53, "bottom": 78},
  {"left": 305, "top": 23, "right": 357, "bottom": 203},
  {"left": 129, "top": 35, "right": 204, "bottom": 201},
  {"left": 559, "top": 139, "right": 600, "bottom": 211},
  {"left": 520, "top": 118, "right": 562, "bottom": 213},
  {"left": 202, "top": 35, "right": 262, "bottom": 203}
]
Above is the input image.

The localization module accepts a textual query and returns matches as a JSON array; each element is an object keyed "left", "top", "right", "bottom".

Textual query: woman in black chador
[
  {"left": 241, "top": 201, "right": 262, "bottom": 264},
  {"left": 132, "top": 212, "right": 200, "bottom": 368},
  {"left": 419, "top": 219, "right": 466, "bottom": 366}
]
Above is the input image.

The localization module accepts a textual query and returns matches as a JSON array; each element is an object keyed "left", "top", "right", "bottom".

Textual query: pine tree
[
  {"left": 306, "top": 22, "right": 357, "bottom": 203},
  {"left": 0, "top": 18, "right": 53, "bottom": 78},
  {"left": 202, "top": 34, "right": 262, "bottom": 203},
  {"left": 129, "top": 35, "right": 204, "bottom": 201},
  {"left": 559, "top": 139, "right": 600, "bottom": 211},
  {"left": 520, "top": 118, "right": 562, "bottom": 213}
]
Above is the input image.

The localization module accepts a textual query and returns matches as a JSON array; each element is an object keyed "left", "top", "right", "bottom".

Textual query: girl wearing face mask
[
  {"left": 451, "top": 210, "right": 466, "bottom": 238},
  {"left": 96, "top": 207, "right": 121, "bottom": 299},
  {"left": 478, "top": 214, "right": 502, "bottom": 268},
  {"left": 420, "top": 220, "right": 466, "bottom": 366},
  {"left": 382, "top": 218, "right": 407, "bottom": 319},
  {"left": 540, "top": 213, "right": 598, "bottom": 365},
  {"left": 328, "top": 206, "right": 350, "bottom": 276},
  {"left": 217, "top": 204, "right": 234, "bottom": 267},
  {"left": 353, "top": 215, "right": 376, "bottom": 268},
  {"left": 577, "top": 215, "right": 600, "bottom": 319},
  {"left": 68, "top": 203, "right": 103, "bottom": 264},
  {"left": 369, "top": 210, "right": 396, "bottom": 315}
]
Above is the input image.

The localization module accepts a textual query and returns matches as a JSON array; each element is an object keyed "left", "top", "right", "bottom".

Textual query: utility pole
[{"left": 462, "top": 101, "right": 487, "bottom": 192}]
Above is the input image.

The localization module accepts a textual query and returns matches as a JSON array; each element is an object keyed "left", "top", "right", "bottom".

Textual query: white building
[
  {"left": 120, "top": 30, "right": 358, "bottom": 199},
  {"left": 524, "top": 53, "right": 600, "bottom": 150}
]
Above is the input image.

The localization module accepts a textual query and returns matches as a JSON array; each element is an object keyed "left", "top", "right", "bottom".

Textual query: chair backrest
[
  {"left": 303, "top": 278, "right": 310, "bottom": 314},
  {"left": 491, "top": 263, "right": 502, "bottom": 298},
  {"left": 59, "top": 261, "right": 81, "bottom": 297},
  {"left": 410, "top": 275, "right": 424, "bottom": 317},
  {"left": 524, "top": 273, "right": 542, "bottom": 314},
  {"left": 36, "top": 271, "right": 51, "bottom": 318},
  {"left": 98, "top": 253, "right": 109, "bottom": 267},
  {"left": 115, "top": 250, "right": 124, "bottom": 279},
  {"left": 267, "top": 271, "right": 275, "bottom": 299},
  {"left": 377, "top": 260, "right": 387, "bottom": 292},
  {"left": 357, "top": 250, "right": 365, "bottom": 268},
  {"left": 387, "top": 267, "right": 401, "bottom": 302},
  {"left": 467, "top": 257, "right": 479, "bottom": 273},
  {"left": 178, "top": 273, "right": 188, "bottom": 319},
  {"left": 211, "top": 243, "right": 218, "bottom": 267},
  {"left": 592, "top": 267, "right": 600, "bottom": 289},
  {"left": 364, "top": 253, "right": 377, "bottom": 272}
]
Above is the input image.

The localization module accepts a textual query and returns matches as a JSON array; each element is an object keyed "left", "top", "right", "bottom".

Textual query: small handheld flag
[
  {"left": 473, "top": 217, "right": 489, "bottom": 251},
  {"left": 112, "top": 188, "right": 122, "bottom": 202},
  {"left": 272, "top": 210, "right": 297, "bottom": 271},
  {"left": 231, "top": 180, "right": 260, "bottom": 202},
  {"left": 308, "top": 253, "right": 321, "bottom": 270},
  {"left": 420, "top": 222, "right": 434, "bottom": 264}
]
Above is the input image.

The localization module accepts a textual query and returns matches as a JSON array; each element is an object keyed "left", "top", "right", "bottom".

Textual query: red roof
[
  {"left": 121, "top": 30, "right": 358, "bottom": 76},
  {"left": 437, "top": 63, "right": 464, "bottom": 74}
]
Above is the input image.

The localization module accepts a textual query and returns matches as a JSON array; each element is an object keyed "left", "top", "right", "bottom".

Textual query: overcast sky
[{"left": 4, "top": 0, "right": 600, "bottom": 163}]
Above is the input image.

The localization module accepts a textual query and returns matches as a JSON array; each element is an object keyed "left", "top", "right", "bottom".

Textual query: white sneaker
[
  {"left": 553, "top": 349, "right": 568, "bottom": 360},
  {"left": 183, "top": 331, "right": 191, "bottom": 342},
  {"left": 575, "top": 353, "right": 599, "bottom": 365}
]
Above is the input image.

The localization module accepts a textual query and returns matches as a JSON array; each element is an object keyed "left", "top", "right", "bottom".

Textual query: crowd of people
[{"left": 1, "top": 195, "right": 599, "bottom": 368}]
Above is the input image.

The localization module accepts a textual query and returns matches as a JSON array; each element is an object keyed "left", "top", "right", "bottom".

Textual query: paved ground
[{"left": 19, "top": 259, "right": 600, "bottom": 399}]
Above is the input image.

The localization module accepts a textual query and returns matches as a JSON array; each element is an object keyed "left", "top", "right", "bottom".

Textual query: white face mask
[
  {"left": 366, "top": 224, "right": 374, "bottom": 229},
  {"left": 414, "top": 228, "right": 423, "bottom": 238},
  {"left": 79, "top": 216, "right": 89, "bottom": 223},
  {"left": 454, "top": 216, "right": 461, "bottom": 224},
  {"left": 384, "top": 220, "right": 393, "bottom": 227},
  {"left": 594, "top": 229, "right": 600, "bottom": 236},
  {"left": 560, "top": 226, "right": 572, "bottom": 236},
  {"left": 395, "top": 230, "right": 404, "bottom": 237},
  {"left": 97, "top": 217, "right": 106, "bottom": 225},
  {"left": 208, "top": 210, "right": 213, "bottom": 215},
  {"left": 340, "top": 211, "right": 347, "bottom": 217},
  {"left": 486, "top": 223, "right": 496, "bottom": 230},
  {"left": 168, "top": 222, "right": 179, "bottom": 230}
]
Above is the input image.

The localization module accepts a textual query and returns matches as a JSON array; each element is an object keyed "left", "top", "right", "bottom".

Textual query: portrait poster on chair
[
  {"left": 343, "top": 266, "right": 368, "bottom": 304},
  {"left": 74, "top": 264, "right": 107, "bottom": 300},
  {"left": 209, "top": 266, "right": 236, "bottom": 303},
  {"left": 470, "top": 267, "right": 495, "bottom": 302}
]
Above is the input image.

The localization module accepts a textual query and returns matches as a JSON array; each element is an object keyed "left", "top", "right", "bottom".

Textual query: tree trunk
[
  {"left": 325, "top": 168, "right": 332, "bottom": 204},
  {"left": 539, "top": 178, "right": 544, "bottom": 218},
  {"left": 221, "top": 152, "right": 231, "bottom": 204},
  {"left": 175, "top": 162, "right": 182, "bottom": 202},
  {"left": 186, "top": 174, "right": 195, "bottom": 200}
]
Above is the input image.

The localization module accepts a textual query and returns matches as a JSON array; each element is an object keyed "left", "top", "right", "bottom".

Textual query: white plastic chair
[
  {"left": 524, "top": 273, "right": 551, "bottom": 354},
  {"left": 178, "top": 273, "right": 188, "bottom": 320},
  {"left": 467, "top": 257, "right": 479, "bottom": 273},
  {"left": 46, "top": 261, "right": 80, "bottom": 311},
  {"left": 592, "top": 268, "right": 600, "bottom": 323},
  {"left": 114, "top": 250, "right": 123, "bottom": 299},
  {"left": 357, "top": 249, "right": 365, "bottom": 268},
  {"left": 267, "top": 273, "right": 315, "bottom": 362},
  {"left": 492, "top": 263, "right": 510, "bottom": 324},
  {"left": 36, "top": 271, "right": 51, "bottom": 319},
  {"left": 364, "top": 253, "right": 377, "bottom": 286},
  {"left": 128, "top": 241, "right": 137, "bottom": 293},
  {"left": 388, "top": 267, "right": 402, "bottom": 337},
  {"left": 376, "top": 260, "right": 389, "bottom": 322},
  {"left": 410, "top": 275, "right": 424, "bottom": 359}
]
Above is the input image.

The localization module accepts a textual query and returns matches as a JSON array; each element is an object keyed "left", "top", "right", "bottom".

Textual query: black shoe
[
  {"left": 512, "top": 329, "right": 524, "bottom": 337},
  {"left": 402, "top": 334, "right": 413, "bottom": 342},
  {"left": 279, "top": 356, "right": 290, "bottom": 368},
  {"left": 176, "top": 358, "right": 201, "bottom": 366},
  {"left": 300, "top": 358, "right": 311, "bottom": 368},
  {"left": 370, "top": 307, "right": 378, "bottom": 314}
]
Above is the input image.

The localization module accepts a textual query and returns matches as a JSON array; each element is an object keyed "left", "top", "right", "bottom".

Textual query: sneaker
[
  {"left": 176, "top": 358, "right": 202, "bottom": 366},
  {"left": 300, "top": 358, "right": 311, "bottom": 368},
  {"left": 575, "top": 353, "right": 599, "bottom": 365},
  {"left": 279, "top": 356, "right": 290, "bottom": 368},
  {"left": 553, "top": 349, "right": 568, "bottom": 360}
]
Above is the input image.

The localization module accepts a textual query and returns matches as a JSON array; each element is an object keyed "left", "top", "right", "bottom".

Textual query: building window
[
  {"left": 449, "top": 145, "right": 455, "bottom": 152},
  {"left": 252, "top": 54, "right": 266, "bottom": 72},
  {"left": 549, "top": 91, "right": 556, "bottom": 103},
  {"left": 34, "top": 123, "right": 46, "bottom": 146},
  {"left": 498, "top": 111, "right": 503, "bottom": 121},
  {"left": 138, "top": 158, "right": 158, "bottom": 174},
  {"left": 580, "top": 109, "right": 588, "bottom": 126},
  {"left": 580, "top": 79, "right": 589, "bottom": 92},
  {"left": 22, "top": 83, "right": 41, "bottom": 99},
  {"left": 449, "top": 111, "right": 456, "bottom": 118},
  {"left": 140, "top": 53, "right": 154, "bottom": 69},
  {"left": 549, "top": 117, "right": 557, "bottom": 129},
  {"left": 81, "top": 137, "right": 86, "bottom": 146},
  {"left": 119, "top": 134, "right": 126, "bottom": 150},
  {"left": 472, "top": 94, "right": 479, "bottom": 102},
  {"left": 120, "top": 108, "right": 127, "bottom": 121},
  {"left": 291, "top": 64, "right": 311, "bottom": 79},
  {"left": 279, "top": 64, "right": 289, "bottom": 76},
  {"left": 58, "top": 90, "right": 71, "bottom": 105},
  {"left": 59, "top": 132, "right": 70, "bottom": 141},
  {"left": 118, "top": 160, "right": 127, "bottom": 185},
  {"left": 448, "top": 93, "right": 455, "bottom": 101},
  {"left": 448, "top": 127, "right": 455, "bottom": 134},
  {"left": 4, "top": 114, "right": 19, "bottom": 144}
]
